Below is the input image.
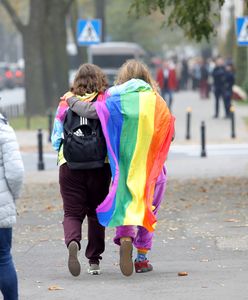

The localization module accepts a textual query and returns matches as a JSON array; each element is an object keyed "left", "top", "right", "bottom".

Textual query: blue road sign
[
  {"left": 77, "top": 19, "right": 101, "bottom": 46},
  {"left": 236, "top": 17, "right": 248, "bottom": 46}
]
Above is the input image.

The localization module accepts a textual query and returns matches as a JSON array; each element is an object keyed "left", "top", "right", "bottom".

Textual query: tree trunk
[
  {"left": 94, "top": 0, "right": 106, "bottom": 42},
  {"left": 42, "top": 0, "right": 71, "bottom": 109},
  {"left": 23, "top": 0, "right": 47, "bottom": 115},
  {"left": 51, "top": 8, "right": 70, "bottom": 103},
  {"left": 1, "top": 0, "right": 73, "bottom": 115},
  {"left": 70, "top": 0, "right": 88, "bottom": 66}
]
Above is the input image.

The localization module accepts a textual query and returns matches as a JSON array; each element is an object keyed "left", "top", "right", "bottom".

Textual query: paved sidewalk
[{"left": 171, "top": 90, "right": 248, "bottom": 144}]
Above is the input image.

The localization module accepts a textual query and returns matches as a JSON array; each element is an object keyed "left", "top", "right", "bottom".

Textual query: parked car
[
  {"left": 4, "top": 67, "right": 15, "bottom": 89},
  {"left": 0, "top": 67, "right": 5, "bottom": 90},
  {"left": 0, "top": 62, "right": 16, "bottom": 89},
  {"left": 13, "top": 67, "right": 24, "bottom": 87}
]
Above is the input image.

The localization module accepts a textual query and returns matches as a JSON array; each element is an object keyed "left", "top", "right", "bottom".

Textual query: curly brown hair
[
  {"left": 70, "top": 63, "right": 108, "bottom": 96},
  {"left": 115, "top": 59, "right": 158, "bottom": 92}
]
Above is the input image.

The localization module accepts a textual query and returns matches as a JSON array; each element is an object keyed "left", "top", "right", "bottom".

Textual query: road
[
  {"left": 0, "top": 87, "right": 25, "bottom": 106},
  {"left": 21, "top": 143, "right": 248, "bottom": 179}
]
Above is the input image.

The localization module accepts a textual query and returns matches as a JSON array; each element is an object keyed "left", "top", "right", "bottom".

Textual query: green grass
[{"left": 8, "top": 115, "right": 49, "bottom": 130}]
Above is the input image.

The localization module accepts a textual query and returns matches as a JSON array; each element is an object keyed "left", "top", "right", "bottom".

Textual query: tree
[
  {"left": 105, "top": 0, "right": 185, "bottom": 56},
  {"left": 129, "top": 0, "right": 246, "bottom": 41},
  {"left": 223, "top": 4, "right": 236, "bottom": 60},
  {"left": 0, "top": 3, "right": 22, "bottom": 62},
  {"left": 1, "top": 0, "right": 74, "bottom": 118}
]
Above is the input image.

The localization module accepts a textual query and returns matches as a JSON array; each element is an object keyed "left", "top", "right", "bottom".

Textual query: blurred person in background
[
  {"left": 0, "top": 113, "right": 24, "bottom": 300},
  {"left": 223, "top": 61, "right": 235, "bottom": 118},
  {"left": 212, "top": 57, "right": 226, "bottom": 118},
  {"left": 199, "top": 58, "right": 210, "bottom": 99},
  {"left": 156, "top": 60, "right": 177, "bottom": 110},
  {"left": 191, "top": 58, "right": 201, "bottom": 90},
  {"left": 206, "top": 58, "right": 215, "bottom": 93},
  {"left": 180, "top": 59, "right": 189, "bottom": 90}
]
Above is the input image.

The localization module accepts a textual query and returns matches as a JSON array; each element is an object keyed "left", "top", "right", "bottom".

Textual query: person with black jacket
[
  {"left": 223, "top": 62, "right": 235, "bottom": 118},
  {"left": 212, "top": 57, "right": 226, "bottom": 118}
]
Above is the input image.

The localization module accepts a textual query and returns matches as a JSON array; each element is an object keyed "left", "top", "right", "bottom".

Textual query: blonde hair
[{"left": 115, "top": 59, "right": 158, "bottom": 92}]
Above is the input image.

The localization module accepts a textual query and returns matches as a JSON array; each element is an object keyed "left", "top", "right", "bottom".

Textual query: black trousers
[{"left": 214, "top": 89, "right": 223, "bottom": 117}]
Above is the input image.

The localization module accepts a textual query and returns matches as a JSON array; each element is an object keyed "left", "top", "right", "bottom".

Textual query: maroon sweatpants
[{"left": 59, "top": 163, "right": 111, "bottom": 264}]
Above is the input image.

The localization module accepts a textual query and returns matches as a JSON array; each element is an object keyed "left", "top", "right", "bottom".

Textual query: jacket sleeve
[
  {"left": 51, "top": 101, "right": 68, "bottom": 151},
  {"left": 67, "top": 97, "right": 99, "bottom": 119},
  {"left": 51, "top": 118, "right": 63, "bottom": 151},
  {"left": 1, "top": 124, "right": 24, "bottom": 200}
]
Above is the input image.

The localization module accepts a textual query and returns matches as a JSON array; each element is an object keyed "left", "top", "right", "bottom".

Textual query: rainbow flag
[{"left": 95, "top": 79, "right": 175, "bottom": 232}]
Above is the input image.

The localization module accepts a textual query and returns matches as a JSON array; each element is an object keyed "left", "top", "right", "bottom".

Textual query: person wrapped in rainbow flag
[{"left": 66, "top": 60, "right": 175, "bottom": 276}]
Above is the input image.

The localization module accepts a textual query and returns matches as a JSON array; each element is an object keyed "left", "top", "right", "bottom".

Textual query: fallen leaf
[
  {"left": 45, "top": 205, "right": 57, "bottom": 211},
  {"left": 224, "top": 218, "right": 240, "bottom": 223},
  {"left": 169, "top": 227, "right": 178, "bottom": 231},
  {"left": 178, "top": 271, "right": 188, "bottom": 276},
  {"left": 48, "top": 285, "right": 64, "bottom": 291},
  {"left": 199, "top": 187, "right": 207, "bottom": 193}
]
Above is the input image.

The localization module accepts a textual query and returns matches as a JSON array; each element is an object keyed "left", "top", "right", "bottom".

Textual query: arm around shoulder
[{"left": 67, "top": 97, "right": 98, "bottom": 119}]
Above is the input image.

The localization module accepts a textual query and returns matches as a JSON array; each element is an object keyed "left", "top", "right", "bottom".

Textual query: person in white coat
[{"left": 0, "top": 113, "right": 24, "bottom": 300}]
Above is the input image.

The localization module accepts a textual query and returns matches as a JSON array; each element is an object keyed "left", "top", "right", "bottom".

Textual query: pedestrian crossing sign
[
  {"left": 236, "top": 17, "right": 248, "bottom": 46},
  {"left": 77, "top": 19, "right": 101, "bottom": 46}
]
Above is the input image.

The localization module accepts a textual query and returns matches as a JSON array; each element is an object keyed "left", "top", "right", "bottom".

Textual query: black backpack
[{"left": 62, "top": 109, "right": 107, "bottom": 170}]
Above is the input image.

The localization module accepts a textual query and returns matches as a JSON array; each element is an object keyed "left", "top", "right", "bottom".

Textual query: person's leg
[
  {"left": 162, "top": 88, "right": 168, "bottom": 103},
  {"left": 114, "top": 226, "right": 136, "bottom": 246},
  {"left": 113, "top": 226, "right": 136, "bottom": 277},
  {"left": 59, "top": 164, "right": 87, "bottom": 248},
  {"left": 59, "top": 164, "right": 87, "bottom": 276},
  {"left": 0, "top": 228, "right": 18, "bottom": 300},
  {"left": 206, "top": 82, "right": 210, "bottom": 98},
  {"left": 86, "top": 215, "right": 105, "bottom": 265},
  {"left": 168, "top": 90, "right": 173, "bottom": 110},
  {"left": 202, "top": 80, "right": 208, "bottom": 99},
  {"left": 85, "top": 164, "right": 111, "bottom": 274},
  {"left": 214, "top": 89, "right": 220, "bottom": 118},
  {"left": 134, "top": 167, "right": 167, "bottom": 273},
  {"left": 199, "top": 80, "right": 204, "bottom": 98},
  {"left": 135, "top": 166, "right": 167, "bottom": 250},
  {"left": 223, "top": 93, "right": 231, "bottom": 118}
]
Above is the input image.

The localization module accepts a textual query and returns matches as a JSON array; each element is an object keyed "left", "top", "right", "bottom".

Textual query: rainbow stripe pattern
[{"left": 95, "top": 79, "right": 175, "bottom": 232}]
